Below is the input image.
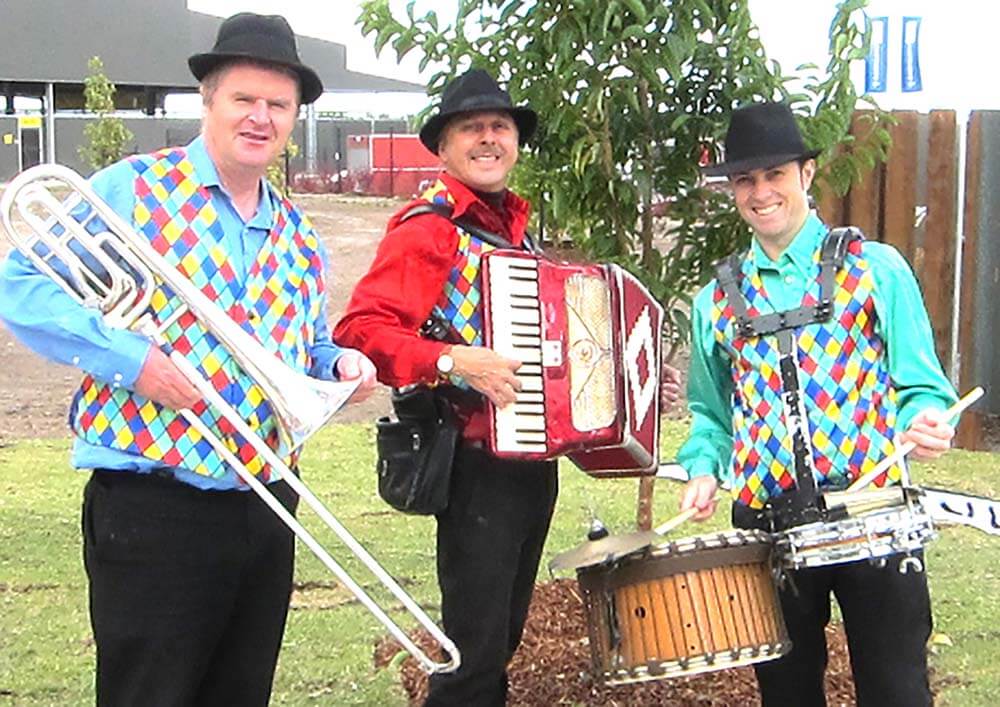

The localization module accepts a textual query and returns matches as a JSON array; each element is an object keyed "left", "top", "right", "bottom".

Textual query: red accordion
[{"left": 481, "top": 250, "right": 663, "bottom": 476}]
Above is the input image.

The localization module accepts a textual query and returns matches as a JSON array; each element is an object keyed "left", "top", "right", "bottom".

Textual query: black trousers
[
  {"left": 425, "top": 444, "right": 559, "bottom": 707},
  {"left": 734, "top": 506, "right": 933, "bottom": 707},
  {"left": 82, "top": 470, "right": 299, "bottom": 707}
]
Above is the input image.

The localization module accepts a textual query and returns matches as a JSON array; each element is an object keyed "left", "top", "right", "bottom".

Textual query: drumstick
[
  {"left": 847, "top": 387, "right": 984, "bottom": 493},
  {"left": 653, "top": 493, "right": 723, "bottom": 536}
]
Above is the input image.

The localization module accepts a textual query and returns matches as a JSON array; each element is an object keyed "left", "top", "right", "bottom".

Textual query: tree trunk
[{"left": 636, "top": 476, "right": 655, "bottom": 530}]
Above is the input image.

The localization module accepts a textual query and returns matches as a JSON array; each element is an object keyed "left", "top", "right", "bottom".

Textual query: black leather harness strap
[
  {"left": 398, "top": 201, "right": 541, "bottom": 254},
  {"left": 714, "top": 226, "right": 865, "bottom": 528},
  {"left": 716, "top": 227, "right": 863, "bottom": 340},
  {"left": 398, "top": 201, "right": 541, "bottom": 342}
]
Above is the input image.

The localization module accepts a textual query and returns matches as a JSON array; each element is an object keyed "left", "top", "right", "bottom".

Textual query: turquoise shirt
[{"left": 678, "top": 212, "right": 958, "bottom": 482}]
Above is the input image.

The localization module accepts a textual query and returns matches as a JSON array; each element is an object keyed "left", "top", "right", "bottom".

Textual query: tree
[
  {"left": 79, "top": 56, "right": 134, "bottom": 171},
  {"left": 360, "top": 0, "right": 887, "bottom": 341},
  {"left": 359, "top": 0, "right": 890, "bottom": 527},
  {"left": 266, "top": 135, "right": 300, "bottom": 197}
]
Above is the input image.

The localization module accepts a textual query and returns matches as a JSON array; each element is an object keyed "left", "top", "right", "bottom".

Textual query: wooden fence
[{"left": 817, "top": 109, "right": 995, "bottom": 448}]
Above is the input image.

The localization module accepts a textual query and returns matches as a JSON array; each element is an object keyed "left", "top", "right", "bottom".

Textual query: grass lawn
[{"left": 1, "top": 420, "right": 998, "bottom": 705}]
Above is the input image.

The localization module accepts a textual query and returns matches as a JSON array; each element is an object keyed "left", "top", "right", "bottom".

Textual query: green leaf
[
  {"left": 602, "top": 1, "right": 620, "bottom": 36},
  {"left": 670, "top": 113, "right": 690, "bottom": 132},
  {"left": 373, "top": 26, "right": 396, "bottom": 54},
  {"left": 499, "top": 1, "right": 521, "bottom": 25},
  {"left": 621, "top": 25, "right": 646, "bottom": 41},
  {"left": 621, "top": 0, "right": 648, "bottom": 25}
]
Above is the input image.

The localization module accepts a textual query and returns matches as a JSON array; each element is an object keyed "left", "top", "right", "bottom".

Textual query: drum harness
[{"left": 715, "top": 226, "right": 864, "bottom": 535}]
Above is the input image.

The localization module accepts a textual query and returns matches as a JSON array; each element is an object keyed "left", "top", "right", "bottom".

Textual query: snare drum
[
  {"left": 774, "top": 487, "right": 936, "bottom": 570},
  {"left": 576, "top": 530, "right": 789, "bottom": 685}
]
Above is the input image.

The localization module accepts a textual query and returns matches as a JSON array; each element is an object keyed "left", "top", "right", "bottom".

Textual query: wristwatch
[{"left": 436, "top": 348, "right": 455, "bottom": 376}]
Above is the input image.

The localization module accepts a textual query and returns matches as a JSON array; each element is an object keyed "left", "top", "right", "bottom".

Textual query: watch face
[{"left": 437, "top": 353, "right": 455, "bottom": 374}]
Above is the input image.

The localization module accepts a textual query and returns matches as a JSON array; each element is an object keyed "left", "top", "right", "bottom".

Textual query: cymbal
[{"left": 548, "top": 529, "right": 658, "bottom": 572}]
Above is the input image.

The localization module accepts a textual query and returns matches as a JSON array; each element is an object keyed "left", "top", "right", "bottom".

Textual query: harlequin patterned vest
[
  {"left": 419, "top": 180, "right": 496, "bottom": 357},
  {"left": 711, "top": 237, "right": 901, "bottom": 509},
  {"left": 69, "top": 147, "right": 325, "bottom": 481}
]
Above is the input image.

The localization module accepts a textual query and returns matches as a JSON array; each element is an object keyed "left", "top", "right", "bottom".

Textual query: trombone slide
[{"left": 0, "top": 163, "right": 461, "bottom": 674}]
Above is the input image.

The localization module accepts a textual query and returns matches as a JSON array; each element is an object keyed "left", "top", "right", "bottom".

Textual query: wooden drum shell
[{"left": 577, "top": 531, "right": 789, "bottom": 685}]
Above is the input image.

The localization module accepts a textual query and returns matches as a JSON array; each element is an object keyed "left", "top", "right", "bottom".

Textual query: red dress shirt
[{"left": 333, "top": 172, "right": 532, "bottom": 440}]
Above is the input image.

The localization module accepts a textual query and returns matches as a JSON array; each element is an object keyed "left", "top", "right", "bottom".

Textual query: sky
[
  {"left": 181, "top": 0, "right": 1000, "bottom": 116},
  {"left": 188, "top": 0, "right": 433, "bottom": 83},
  {"left": 184, "top": 0, "right": 436, "bottom": 117}
]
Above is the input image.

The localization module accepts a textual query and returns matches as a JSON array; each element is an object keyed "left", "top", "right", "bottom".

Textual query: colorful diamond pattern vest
[
  {"left": 69, "top": 147, "right": 325, "bottom": 481},
  {"left": 712, "top": 238, "right": 901, "bottom": 509},
  {"left": 415, "top": 180, "right": 498, "bottom": 386}
]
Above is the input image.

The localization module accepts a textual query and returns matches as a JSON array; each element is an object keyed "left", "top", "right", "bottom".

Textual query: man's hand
[
  {"left": 679, "top": 476, "right": 720, "bottom": 521},
  {"left": 898, "top": 408, "right": 955, "bottom": 460},
  {"left": 450, "top": 344, "right": 522, "bottom": 408},
  {"left": 661, "top": 363, "right": 682, "bottom": 407},
  {"left": 335, "top": 349, "right": 378, "bottom": 403},
  {"left": 134, "top": 346, "right": 201, "bottom": 411}
]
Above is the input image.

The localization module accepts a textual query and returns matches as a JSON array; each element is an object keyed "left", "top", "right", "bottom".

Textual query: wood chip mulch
[{"left": 373, "top": 579, "right": 871, "bottom": 706}]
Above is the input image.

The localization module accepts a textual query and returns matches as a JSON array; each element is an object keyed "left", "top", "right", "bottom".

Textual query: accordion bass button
[{"left": 541, "top": 340, "right": 562, "bottom": 367}]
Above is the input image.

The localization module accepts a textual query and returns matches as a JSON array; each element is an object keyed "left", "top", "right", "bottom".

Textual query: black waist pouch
[{"left": 375, "top": 387, "right": 459, "bottom": 515}]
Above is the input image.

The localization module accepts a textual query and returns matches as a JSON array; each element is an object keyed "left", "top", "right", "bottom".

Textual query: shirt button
[
  {"left": 114, "top": 373, "right": 123, "bottom": 382},
  {"left": 784, "top": 275, "right": 796, "bottom": 285},
  {"left": 72, "top": 356, "right": 80, "bottom": 365}
]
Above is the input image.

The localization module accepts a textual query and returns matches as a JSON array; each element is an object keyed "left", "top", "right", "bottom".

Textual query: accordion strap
[
  {"left": 400, "top": 200, "right": 542, "bottom": 343},
  {"left": 399, "top": 201, "right": 542, "bottom": 254}
]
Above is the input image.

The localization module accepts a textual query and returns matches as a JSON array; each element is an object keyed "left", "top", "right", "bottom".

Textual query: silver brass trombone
[{"left": 0, "top": 163, "right": 460, "bottom": 675}]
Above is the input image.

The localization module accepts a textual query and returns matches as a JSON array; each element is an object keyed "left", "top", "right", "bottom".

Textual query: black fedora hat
[
  {"left": 419, "top": 69, "right": 538, "bottom": 153},
  {"left": 703, "top": 102, "right": 821, "bottom": 177},
  {"left": 189, "top": 12, "right": 323, "bottom": 105}
]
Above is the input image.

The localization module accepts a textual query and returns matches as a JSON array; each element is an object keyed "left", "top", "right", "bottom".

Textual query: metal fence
[{"left": 0, "top": 113, "right": 417, "bottom": 193}]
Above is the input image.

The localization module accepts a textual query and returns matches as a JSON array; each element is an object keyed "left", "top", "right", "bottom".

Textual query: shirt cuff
[
  {"left": 82, "top": 330, "right": 151, "bottom": 389},
  {"left": 309, "top": 343, "right": 343, "bottom": 381},
  {"left": 681, "top": 458, "right": 720, "bottom": 480},
  {"left": 897, "top": 393, "right": 956, "bottom": 431}
]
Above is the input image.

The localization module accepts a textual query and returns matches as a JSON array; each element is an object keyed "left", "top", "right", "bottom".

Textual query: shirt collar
[
  {"left": 185, "top": 135, "right": 275, "bottom": 230},
  {"left": 749, "top": 211, "right": 825, "bottom": 273},
  {"left": 437, "top": 171, "right": 531, "bottom": 244}
]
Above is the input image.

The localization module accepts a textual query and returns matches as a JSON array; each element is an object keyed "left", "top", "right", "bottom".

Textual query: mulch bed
[{"left": 374, "top": 579, "right": 864, "bottom": 706}]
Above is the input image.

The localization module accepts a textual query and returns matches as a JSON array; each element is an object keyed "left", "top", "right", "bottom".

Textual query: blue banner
[
  {"left": 865, "top": 16, "right": 889, "bottom": 93},
  {"left": 902, "top": 16, "right": 923, "bottom": 92}
]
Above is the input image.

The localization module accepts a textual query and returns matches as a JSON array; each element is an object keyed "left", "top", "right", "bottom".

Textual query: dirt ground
[{"left": 0, "top": 193, "right": 399, "bottom": 446}]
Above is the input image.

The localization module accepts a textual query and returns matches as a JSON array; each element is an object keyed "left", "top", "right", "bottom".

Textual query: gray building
[{"left": 0, "top": 0, "right": 422, "bottom": 179}]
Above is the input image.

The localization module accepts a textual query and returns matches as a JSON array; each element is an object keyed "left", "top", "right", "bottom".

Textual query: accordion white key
[{"left": 481, "top": 250, "right": 663, "bottom": 476}]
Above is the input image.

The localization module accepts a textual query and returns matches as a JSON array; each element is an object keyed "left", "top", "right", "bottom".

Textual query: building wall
[
  {"left": 0, "top": 114, "right": 408, "bottom": 181},
  {"left": 53, "top": 117, "right": 201, "bottom": 174},
  {"left": 0, "top": 117, "right": 21, "bottom": 178}
]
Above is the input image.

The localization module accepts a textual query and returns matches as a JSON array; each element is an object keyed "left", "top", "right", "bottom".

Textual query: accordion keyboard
[{"left": 486, "top": 255, "right": 548, "bottom": 454}]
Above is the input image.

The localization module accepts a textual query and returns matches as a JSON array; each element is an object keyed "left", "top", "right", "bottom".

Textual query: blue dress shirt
[{"left": 0, "top": 137, "right": 345, "bottom": 489}]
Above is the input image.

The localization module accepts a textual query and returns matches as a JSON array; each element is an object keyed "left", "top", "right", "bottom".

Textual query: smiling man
[
  {"left": 0, "top": 12, "right": 376, "bottom": 706},
  {"left": 675, "top": 102, "right": 957, "bottom": 706},
  {"left": 334, "top": 69, "right": 558, "bottom": 706}
]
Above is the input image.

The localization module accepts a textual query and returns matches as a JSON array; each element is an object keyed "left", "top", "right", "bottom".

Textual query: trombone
[{"left": 0, "top": 163, "right": 460, "bottom": 675}]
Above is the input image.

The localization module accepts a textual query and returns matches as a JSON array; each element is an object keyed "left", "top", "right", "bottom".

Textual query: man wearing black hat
[
  {"left": 334, "top": 68, "right": 557, "bottom": 706},
  {"left": 674, "top": 101, "right": 958, "bottom": 705},
  {"left": 0, "top": 12, "right": 375, "bottom": 705}
]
